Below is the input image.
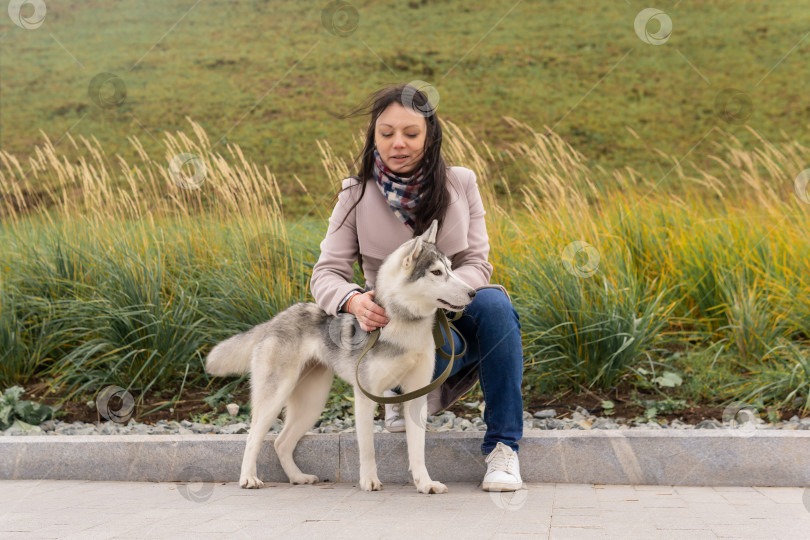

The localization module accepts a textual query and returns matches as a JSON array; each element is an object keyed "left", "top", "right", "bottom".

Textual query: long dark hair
[{"left": 329, "top": 83, "right": 451, "bottom": 236}]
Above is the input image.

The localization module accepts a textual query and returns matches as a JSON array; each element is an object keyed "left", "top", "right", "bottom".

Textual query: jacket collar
[{"left": 356, "top": 168, "right": 469, "bottom": 260}]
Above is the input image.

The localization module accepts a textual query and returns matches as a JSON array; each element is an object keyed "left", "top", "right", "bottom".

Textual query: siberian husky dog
[{"left": 205, "top": 220, "right": 476, "bottom": 494}]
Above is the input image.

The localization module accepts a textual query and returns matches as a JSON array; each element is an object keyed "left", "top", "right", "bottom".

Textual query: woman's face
[{"left": 374, "top": 102, "right": 427, "bottom": 177}]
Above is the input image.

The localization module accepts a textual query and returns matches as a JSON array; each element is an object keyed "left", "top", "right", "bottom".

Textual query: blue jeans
[{"left": 432, "top": 288, "right": 524, "bottom": 455}]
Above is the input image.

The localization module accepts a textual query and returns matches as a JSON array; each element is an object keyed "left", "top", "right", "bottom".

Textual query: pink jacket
[{"left": 310, "top": 166, "right": 506, "bottom": 315}]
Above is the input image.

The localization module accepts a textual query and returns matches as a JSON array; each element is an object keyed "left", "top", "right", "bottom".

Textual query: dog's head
[{"left": 377, "top": 220, "right": 476, "bottom": 318}]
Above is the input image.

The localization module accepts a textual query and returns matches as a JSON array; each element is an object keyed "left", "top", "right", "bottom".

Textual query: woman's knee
[{"left": 470, "top": 288, "right": 519, "bottom": 325}]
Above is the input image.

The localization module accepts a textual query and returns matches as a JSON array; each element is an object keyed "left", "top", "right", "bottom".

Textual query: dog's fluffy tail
[{"left": 205, "top": 330, "right": 257, "bottom": 376}]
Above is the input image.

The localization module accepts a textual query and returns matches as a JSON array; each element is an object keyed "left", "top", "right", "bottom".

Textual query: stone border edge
[{"left": 2, "top": 430, "right": 810, "bottom": 486}]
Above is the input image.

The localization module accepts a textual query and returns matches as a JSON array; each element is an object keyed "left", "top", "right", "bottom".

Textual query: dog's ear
[
  {"left": 403, "top": 237, "right": 423, "bottom": 268},
  {"left": 419, "top": 219, "right": 438, "bottom": 244}
]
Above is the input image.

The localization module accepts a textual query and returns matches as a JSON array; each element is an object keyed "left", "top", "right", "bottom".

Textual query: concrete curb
[{"left": 3, "top": 430, "right": 810, "bottom": 486}]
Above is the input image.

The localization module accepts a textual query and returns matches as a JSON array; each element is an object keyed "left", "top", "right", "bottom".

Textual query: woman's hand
[{"left": 348, "top": 291, "right": 389, "bottom": 332}]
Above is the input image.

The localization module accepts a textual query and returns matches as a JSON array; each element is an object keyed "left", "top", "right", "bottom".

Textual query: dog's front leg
[
  {"left": 403, "top": 394, "right": 448, "bottom": 494},
  {"left": 353, "top": 391, "right": 382, "bottom": 491}
]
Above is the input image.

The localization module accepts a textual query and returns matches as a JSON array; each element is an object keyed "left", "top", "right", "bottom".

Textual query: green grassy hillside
[{"left": 2, "top": 0, "right": 809, "bottom": 213}]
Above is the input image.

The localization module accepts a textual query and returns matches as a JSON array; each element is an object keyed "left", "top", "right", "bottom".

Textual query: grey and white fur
[{"left": 205, "top": 220, "right": 476, "bottom": 494}]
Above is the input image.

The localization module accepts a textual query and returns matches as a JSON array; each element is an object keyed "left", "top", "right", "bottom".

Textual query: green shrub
[{"left": 0, "top": 386, "right": 57, "bottom": 429}]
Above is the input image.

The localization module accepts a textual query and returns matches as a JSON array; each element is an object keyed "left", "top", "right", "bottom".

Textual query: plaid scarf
[{"left": 372, "top": 148, "right": 426, "bottom": 231}]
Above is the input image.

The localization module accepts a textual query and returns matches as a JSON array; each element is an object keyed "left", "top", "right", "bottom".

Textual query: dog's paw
[
  {"left": 239, "top": 475, "right": 265, "bottom": 489},
  {"left": 359, "top": 476, "right": 383, "bottom": 491},
  {"left": 290, "top": 473, "right": 319, "bottom": 485},
  {"left": 415, "top": 479, "right": 448, "bottom": 494}
]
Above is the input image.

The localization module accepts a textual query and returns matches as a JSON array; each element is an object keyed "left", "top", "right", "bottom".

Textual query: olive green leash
[{"left": 354, "top": 309, "right": 467, "bottom": 404}]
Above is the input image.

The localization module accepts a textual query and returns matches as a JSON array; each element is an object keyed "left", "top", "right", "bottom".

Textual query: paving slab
[{"left": 2, "top": 480, "right": 810, "bottom": 539}]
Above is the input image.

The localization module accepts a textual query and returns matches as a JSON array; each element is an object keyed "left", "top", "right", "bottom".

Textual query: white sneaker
[
  {"left": 384, "top": 390, "right": 406, "bottom": 432},
  {"left": 482, "top": 442, "right": 522, "bottom": 491}
]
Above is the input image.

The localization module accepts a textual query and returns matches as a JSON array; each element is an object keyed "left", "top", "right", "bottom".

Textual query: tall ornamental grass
[{"left": 0, "top": 116, "right": 808, "bottom": 413}]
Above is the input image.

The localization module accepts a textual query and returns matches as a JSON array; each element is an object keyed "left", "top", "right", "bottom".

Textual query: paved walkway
[{"left": 1, "top": 479, "right": 809, "bottom": 539}]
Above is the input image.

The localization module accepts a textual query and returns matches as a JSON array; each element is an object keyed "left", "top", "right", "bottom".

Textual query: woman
[{"left": 310, "top": 83, "right": 524, "bottom": 491}]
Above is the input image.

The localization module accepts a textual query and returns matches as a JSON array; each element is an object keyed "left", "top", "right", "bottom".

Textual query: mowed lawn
[{"left": 1, "top": 0, "right": 809, "bottom": 212}]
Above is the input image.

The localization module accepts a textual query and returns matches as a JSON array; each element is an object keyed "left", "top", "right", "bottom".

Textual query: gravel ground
[{"left": 4, "top": 402, "right": 810, "bottom": 436}]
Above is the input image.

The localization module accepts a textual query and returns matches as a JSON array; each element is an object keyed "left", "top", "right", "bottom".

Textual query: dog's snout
[{"left": 468, "top": 289, "right": 476, "bottom": 299}]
